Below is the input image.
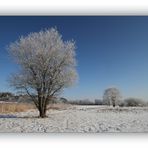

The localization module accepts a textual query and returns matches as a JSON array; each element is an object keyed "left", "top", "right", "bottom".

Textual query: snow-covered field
[{"left": 0, "top": 105, "right": 148, "bottom": 132}]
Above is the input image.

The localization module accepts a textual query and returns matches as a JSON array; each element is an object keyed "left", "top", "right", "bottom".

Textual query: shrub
[
  {"left": 95, "top": 99, "right": 103, "bottom": 105},
  {"left": 124, "top": 98, "right": 146, "bottom": 107},
  {"left": 0, "top": 92, "right": 15, "bottom": 102},
  {"left": 69, "top": 99, "right": 95, "bottom": 105}
]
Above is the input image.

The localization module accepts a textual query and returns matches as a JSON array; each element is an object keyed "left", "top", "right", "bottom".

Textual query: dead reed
[{"left": 0, "top": 102, "right": 35, "bottom": 113}]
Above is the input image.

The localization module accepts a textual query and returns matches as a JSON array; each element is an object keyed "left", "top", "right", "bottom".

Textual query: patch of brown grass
[
  {"left": 0, "top": 103, "right": 35, "bottom": 113},
  {"left": 0, "top": 102, "right": 71, "bottom": 113}
]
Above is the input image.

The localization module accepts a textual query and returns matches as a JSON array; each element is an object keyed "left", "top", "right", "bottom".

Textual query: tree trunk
[
  {"left": 112, "top": 99, "right": 116, "bottom": 107},
  {"left": 38, "top": 95, "right": 47, "bottom": 118},
  {"left": 39, "top": 108, "right": 46, "bottom": 118}
]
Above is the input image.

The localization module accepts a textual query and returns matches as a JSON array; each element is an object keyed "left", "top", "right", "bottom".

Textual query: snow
[{"left": 0, "top": 105, "right": 148, "bottom": 132}]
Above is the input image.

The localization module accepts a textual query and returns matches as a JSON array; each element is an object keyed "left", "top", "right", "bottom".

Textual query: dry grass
[
  {"left": 0, "top": 102, "right": 71, "bottom": 113},
  {"left": 0, "top": 103, "right": 35, "bottom": 113}
]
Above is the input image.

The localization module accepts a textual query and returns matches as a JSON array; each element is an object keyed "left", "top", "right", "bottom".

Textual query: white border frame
[
  {"left": 0, "top": 0, "right": 148, "bottom": 148},
  {"left": 0, "top": 0, "right": 148, "bottom": 15}
]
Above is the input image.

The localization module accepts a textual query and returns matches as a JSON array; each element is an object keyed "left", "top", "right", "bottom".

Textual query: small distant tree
[
  {"left": 103, "top": 87, "right": 121, "bottom": 107},
  {"left": 95, "top": 99, "right": 102, "bottom": 105},
  {"left": 8, "top": 28, "right": 77, "bottom": 118},
  {"left": 124, "top": 98, "right": 145, "bottom": 107},
  {"left": 59, "top": 97, "right": 68, "bottom": 103},
  {"left": 0, "top": 92, "right": 15, "bottom": 102}
]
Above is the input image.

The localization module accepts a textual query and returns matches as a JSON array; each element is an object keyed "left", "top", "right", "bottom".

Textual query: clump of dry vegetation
[
  {"left": 0, "top": 103, "right": 35, "bottom": 113},
  {"left": 0, "top": 102, "right": 71, "bottom": 113}
]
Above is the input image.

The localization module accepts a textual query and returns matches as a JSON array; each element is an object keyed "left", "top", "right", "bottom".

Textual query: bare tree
[
  {"left": 8, "top": 28, "right": 77, "bottom": 118},
  {"left": 103, "top": 87, "right": 121, "bottom": 107}
]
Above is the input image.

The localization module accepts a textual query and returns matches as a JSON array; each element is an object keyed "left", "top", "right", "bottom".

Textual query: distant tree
[
  {"left": 0, "top": 92, "right": 14, "bottom": 98},
  {"left": 59, "top": 97, "right": 68, "bottom": 103},
  {"left": 124, "top": 98, "right": 145, "bottom": 107},
  {"left": 0, "top": 92, "right": 15, "bottom": 102},
  {"left": 103, "top": 87, "right": 121, "bottom": 107},
  {"left": 8, "top": 28, "right": 77, "bottom": 118},
  {"left": 95, "top": 99, "right": 102, "bottom": 105},
  {"left": 69, "top": 99, "right": 95, "bottom": 105},
  {"left": 48, "top": 97, "right": 68, "bottom": 104},
  {"left": 77, "top": 99, "right": 94, "bottom": 105}
]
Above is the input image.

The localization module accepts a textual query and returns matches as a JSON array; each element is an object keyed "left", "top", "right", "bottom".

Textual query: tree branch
[{"left": 24, "top": 87, "right": 39, "bottom": 109}]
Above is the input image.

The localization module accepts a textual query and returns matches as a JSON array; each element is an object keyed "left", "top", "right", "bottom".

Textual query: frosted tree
[
  {"left": 8, "top": 28, "right": 77, "bottom": 118},
  {"left": 103, "top": 87, "right": 121, "bottom": 107}
]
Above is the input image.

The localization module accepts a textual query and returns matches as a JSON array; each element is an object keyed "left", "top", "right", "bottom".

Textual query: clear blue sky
[{"left": 1, "top": 16, "right": 148, "bottom": 100}]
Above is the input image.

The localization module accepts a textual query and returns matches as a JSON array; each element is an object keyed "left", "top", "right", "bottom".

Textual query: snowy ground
[{"left": 0, "top": 105, "right": 148, "bottom": 132}]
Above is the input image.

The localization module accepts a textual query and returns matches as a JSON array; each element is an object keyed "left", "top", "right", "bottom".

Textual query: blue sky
[{"left": 1, "top": 16, "right": 148, "bottom": 100}]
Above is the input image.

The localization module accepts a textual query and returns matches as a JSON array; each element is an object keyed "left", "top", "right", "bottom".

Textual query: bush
[
  {"left": 0, "top": 92, "right": 14, "bottom": 98},
  {"left": 118, "top": 101, "right": 125, "bottom": 107},
  {"left": 123, "top": 98, "right": 146, "bottom": 107},
  {"left": 95, "top": 99, "right": 103, "bottom": 105},
  {"left": 48, "top": 97, "right": 68, "bottom": 104},
  {"left": 0, "top": 92, "right": 15, "bottom": 102},
  {"left": 69, "top": 99, "right": 95, "bottom": 105}
]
